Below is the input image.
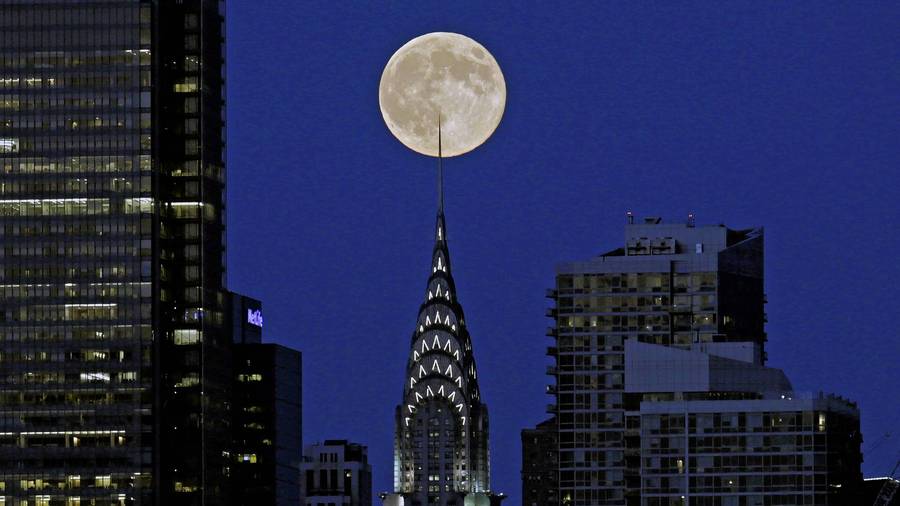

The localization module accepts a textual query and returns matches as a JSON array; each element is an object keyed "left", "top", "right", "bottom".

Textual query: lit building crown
[{"left": 393, "top": 209, "right": 492, "bottom": 505}]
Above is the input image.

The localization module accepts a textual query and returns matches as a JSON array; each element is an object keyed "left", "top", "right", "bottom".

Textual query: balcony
[
  {"left": 546, "top": 327, "right": 557, "bottom": 337},
  {"left": 546, "top": 404, "right": 558, "bottom": 414},
  {"left": 546, "top": 346, "right": 558, "bottom": 356},
  {"left": 546, "top": 366, "right": 557, "bottom": 375},
  {"left": 546, "top": 384, "right": 557, "bottom": 394},
  {"left": 545, "top": 308, "right": 558, "bottom": 318},
  {"left": 545, "top": 288, "right": 558, "bottom": 299}
]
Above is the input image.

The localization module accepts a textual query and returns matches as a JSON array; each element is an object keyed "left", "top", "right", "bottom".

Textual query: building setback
[
  {"left": 302, "top": 440, "right": 372, "bottom": 506},
  {"left": 0, "top": 3, "right": 301, "bottom": 505},
  {"left": 525, "top": 216, "right": 862, "bottom": 505}
]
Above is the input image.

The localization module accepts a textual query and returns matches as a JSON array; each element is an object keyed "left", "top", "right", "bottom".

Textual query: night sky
[{"left": 225, "top": 2, "right": 900, "bottom": 503}]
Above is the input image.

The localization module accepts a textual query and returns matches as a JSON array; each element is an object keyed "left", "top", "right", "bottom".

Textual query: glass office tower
[
  {"left": 232, "top": 342, "right": 302, "bottom": 506},
  {"left": 0, "top": 1, "right": 227, "bottom": 504}
]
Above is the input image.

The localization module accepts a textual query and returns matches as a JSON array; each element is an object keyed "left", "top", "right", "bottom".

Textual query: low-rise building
[{"left": 302, "top": 440, "right": 373, "bottom": 506}]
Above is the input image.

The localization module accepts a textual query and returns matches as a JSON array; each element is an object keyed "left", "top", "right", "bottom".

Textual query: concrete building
[
  {"left": 525, "top": 216, "right": 863, "bottom": 505},
  {"left": 302, "top": 440, "right": 372, "bottom": 506},
  {"left": 640, "top": 395, "right": 861, "bottom": 505}
]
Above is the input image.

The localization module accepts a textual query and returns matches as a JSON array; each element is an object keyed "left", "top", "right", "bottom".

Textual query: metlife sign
[{"left": 247, "top": 309, "right": 263, "bottom": 328}]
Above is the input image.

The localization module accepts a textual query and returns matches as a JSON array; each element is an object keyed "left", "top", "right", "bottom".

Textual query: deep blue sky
[{"left": 226, "top": 2, "right": 899, "bottom": 502}]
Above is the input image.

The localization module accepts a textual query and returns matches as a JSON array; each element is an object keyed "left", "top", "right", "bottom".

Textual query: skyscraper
[
  {"left": 232, "top": 342, "right": 302, "bottom": 506},
  {"left": 545, "top": 217, "right": 769, "bottom": 505},
  {"left": 384, "top": 190, "right": 501, "bottom": 506},
  {"left": 527, "top": 216, "right": 862, "bottom": 505},
  {"left": 228, "top": 293, "right": 303, "bottom": 506},
  {"left": 0, "top": 2, "right": 299, "bottom": 505}
]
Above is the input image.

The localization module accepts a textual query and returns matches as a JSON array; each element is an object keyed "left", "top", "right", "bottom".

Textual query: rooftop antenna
[
  {"left": 688, "top": 212, "right": 695, "bottom": 227},
  {"left": 626, "top": 210, "right": 634, "bottom": 225},
  {"left": 437, "top": 112, "right": 444, "bottom": 214}
]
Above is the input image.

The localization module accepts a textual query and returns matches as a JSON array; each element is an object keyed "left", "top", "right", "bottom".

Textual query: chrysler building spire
[{"left": 386, "top": 163, "right": 502, "bottom": 506}]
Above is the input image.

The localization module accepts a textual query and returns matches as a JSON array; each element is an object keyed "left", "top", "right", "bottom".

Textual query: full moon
[{"left": 379, "top": 32, "right": 506, "bottom": 157}]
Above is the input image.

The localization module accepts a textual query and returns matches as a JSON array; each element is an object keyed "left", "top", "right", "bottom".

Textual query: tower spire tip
[{"left": 438, "top": 113, "right": 444, "bottom": 215}]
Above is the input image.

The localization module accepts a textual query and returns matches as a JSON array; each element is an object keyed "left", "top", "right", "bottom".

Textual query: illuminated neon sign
[{"left": 247, "top": 309, "right": 263, "bottom": 327}]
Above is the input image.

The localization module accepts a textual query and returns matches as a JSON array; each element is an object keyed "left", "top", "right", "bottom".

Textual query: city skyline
[
  {"left": 1, "top": 2, "right": 897, "bottom": 506},
  {"left": 225, "top": 3, "right": 899, "bottom": 506}
]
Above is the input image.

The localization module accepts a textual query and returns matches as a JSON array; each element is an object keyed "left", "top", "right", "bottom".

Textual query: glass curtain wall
[
  {"left": 0, "top": 1, "right": 227, "bottom": 505},
  {"left": 0, "top": 3, "right": 154, "bottom": 505}
]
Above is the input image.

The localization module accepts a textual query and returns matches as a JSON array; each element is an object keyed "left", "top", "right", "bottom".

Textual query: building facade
[
  {"left": 0, "top": 2, "right": 301, "bottom": 505},
  {"left": 232, "top": 341, "right": 303, "bottom": 506},
  {"left": 640, "top": 396, "right": 861, "bottom": 506},
  {"left": 528, "top": 216, "right": 863, "bottom": 505},
  {"left": 522, "top": 418, "right": 558, "bottom": 506},
  {"left": 546, "top": 217, "right": 767, "bottom": 505},
  {"left": 302, "top": 440, "right": 372, "bottom": 506}
]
